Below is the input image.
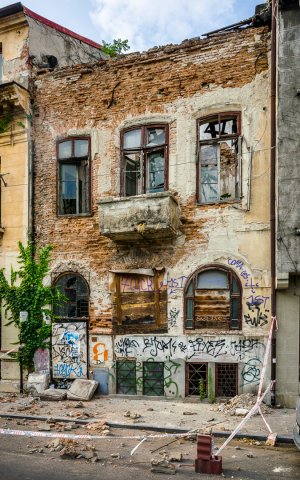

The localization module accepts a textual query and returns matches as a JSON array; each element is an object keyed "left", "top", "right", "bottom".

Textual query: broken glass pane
[
  {"left": 124, "top": 128, "right": 142, "bottom": 149},
  {"left": 74, "top": 139, "right": 89, "bottom": 157},
  {"left": 125, "top": 153, "right": 141, "bottom": 196},
  {"left": 219, "top": 140, "right": 237, "bottom": 200},
  {"left": 199, "top": 116, "right": 218, "bottom": 140},
  {"left": 58, "top": 140, "right": 72, "bottom": 159},
  {"left": 200, "top": 144, "right": 218, "bottom": 165},
  {"left": 219, "top": 115, "right": 238, "bottom": 136},
  {"left": 146, "top": 151, "right": 165, "bottom": 193},
  {"left": 147, "top": 128, "right": 165, "bottom": 146},
  {"left": 200, "top": 165, "right": 218, "bottom": 203}
]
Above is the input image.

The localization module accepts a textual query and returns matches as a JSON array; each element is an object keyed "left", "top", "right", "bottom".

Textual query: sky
[{"left": 0, "top": 0, "right": 266, "bottom": 52}]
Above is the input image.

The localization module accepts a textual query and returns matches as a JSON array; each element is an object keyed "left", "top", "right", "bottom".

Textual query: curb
[{"left": 0, "top": 413, "right": 294, "bottom": 444}]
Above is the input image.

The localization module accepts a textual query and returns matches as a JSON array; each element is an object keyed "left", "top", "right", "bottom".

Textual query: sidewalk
[{"left": 0, "top": 392, "right": 295, "bottom": 440}]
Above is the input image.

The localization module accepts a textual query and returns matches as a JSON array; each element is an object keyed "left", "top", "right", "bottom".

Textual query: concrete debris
[
  {"left": 66, "top": 379, "right": 98, "bottom": 401},
  {"left": 235, "top": 408, "right": 249, "bottom": 416},
  {"left": 151, "top": 459, "right": 176, "bottom": 475},
  {"left": 124, "top": 411, "right": 141, "bottom": 419},
  {"left": 58, "top": 439, "right": 98, "bottom": 462},
  {"left": 168, "top": 453, "right": 183, "bottom": 462},
  {"left": 110, "top": 453, "right": 120, "bottom": 458},
  {"left": 86, "top": 421, "right": 110, "bottom": 435},
  {"left": 213, "top": 394, "right": 271, "bottom": 416},
  {"left": 73, "top": 401, "right": 84, "bottom": 408},
  {"left": 39, "top": 389, "right": 67, "bottom": 401},
  {"left": 182, "top": 411, "right": 197, "bottom": 416},
  {"left": 38, "top": 423, "right": 51, "bottom": 431},
  {"left": 27, "top": 373, "right": 49, "bottom": 394}
]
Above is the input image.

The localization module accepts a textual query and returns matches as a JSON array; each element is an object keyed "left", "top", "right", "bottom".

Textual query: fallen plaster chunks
[
  {"left": 67, "top": 379, "right": 98, "bottom": 401},
  {"left": 151, "top": 459, "right": 176, "bottom": 475},
  {"left": 124, "top": 411, "right": 141, "bottom": 419},
  {"left": 39, "top": 389, "right": 67, "bottom": 401}
]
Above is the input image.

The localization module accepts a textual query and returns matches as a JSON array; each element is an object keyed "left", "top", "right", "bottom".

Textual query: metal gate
[
  {"left": 186, "top": 363, "right": 207, "bottom": 396},
  {"left": 143, "top": 362, "right": 164, "bottom": 396},
  {"left": 116, "top": 360, "right": 137, "bottom": 394},
  {"left": 216, "top": 363, "right": 238, "bottom": 397}
]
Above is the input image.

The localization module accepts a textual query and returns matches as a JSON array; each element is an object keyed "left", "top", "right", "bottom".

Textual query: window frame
[
  {"left": 53, "top": 272, "right": 90, "bottom": 322},
  {"left": 56, "top": 137, "right": 92, "bottom": 217},
  {"left": 184, "top": 264, "right": 242, "bottom": 331},
  {"left": 120, "top": 124, "right": 169, "bottom": 197},
  {"left": 196, "top": 112, "right": 241, "bottom": 205}
]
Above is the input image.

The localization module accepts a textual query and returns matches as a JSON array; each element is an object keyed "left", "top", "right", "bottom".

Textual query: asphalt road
[{"left": 0, "top": 421, "right": 299, "bottom": 480}]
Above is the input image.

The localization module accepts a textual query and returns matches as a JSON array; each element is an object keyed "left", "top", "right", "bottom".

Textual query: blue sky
[{"left": 0, "top": 0, "right": 266, "bottom": 51}]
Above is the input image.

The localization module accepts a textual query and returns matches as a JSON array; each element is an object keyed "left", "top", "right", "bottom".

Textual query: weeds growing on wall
[
  {"left": 199, "top": 376, "right": 206, "bottom": 401},
  {"left": 0, "top": 240, "right": 65, "bottom": 371},
  {"left": 208, "top": 367, "right": 215, "bottom": 404},
  {"left": 101, "top": 38, "right": 130, "bottom": 57}
]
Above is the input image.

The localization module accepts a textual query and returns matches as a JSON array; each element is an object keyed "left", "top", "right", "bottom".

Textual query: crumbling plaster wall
[{"left": 33, "top": 27, "right": 271, "bottom": 396}]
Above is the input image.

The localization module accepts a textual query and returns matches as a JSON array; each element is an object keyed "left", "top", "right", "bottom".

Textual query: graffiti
[
  {"left": 162, "top": 273, "right": 188, "bottom": 295},
  {"left": 115, "top": 335, "right": 264, "bottom": 363},
  {"left": 168, "top": 308, "right": 180, "bottom": 327},
  {"left": 244, "top": 312, "right": 268, "bottom": 328},
  {"left": 164, "top": 359, "right": 181, "bottom": 397},
  {"left": 52, "top": 323, "right": 87, "bottom": 379},
  {"left": 120, "top": 275, "right": 154, "bottom": 293},
  {"left": 229, "top": 339, "right": 264, "bottom": 361},
  {"left": 241, "top": 357, "right": 262, "bottom": 385},
  {"left": 92, "top": 342, "right": 109, "bottom": 364},
  {"left": 227, "top": 257, "right": 259, "bottom": 293},
  {"left": 246, "top": 295, "right": 269, "bottom": 309},
  {"left": 115, "top": 337, "right": 139, "bottom": 356},
  {"left": 188, "top": 338, "right": 226, "bottom": 359}
]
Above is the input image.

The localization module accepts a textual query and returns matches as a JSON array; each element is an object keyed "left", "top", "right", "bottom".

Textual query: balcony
[{"left": 98, "top": 192, "right": 181, "bottom": 242}]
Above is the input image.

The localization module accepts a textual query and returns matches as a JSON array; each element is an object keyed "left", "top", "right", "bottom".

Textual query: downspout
[{"left": 270, "top": 0, "right": 277, "bottom": 406}]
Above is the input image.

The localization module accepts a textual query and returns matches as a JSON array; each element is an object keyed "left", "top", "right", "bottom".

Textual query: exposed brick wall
[{"left": 33, "top": 26, "right": 270, "bottom": 332}]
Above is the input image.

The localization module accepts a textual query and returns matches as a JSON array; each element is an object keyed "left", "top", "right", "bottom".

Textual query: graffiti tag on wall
[
  {"left": 52, "top": 323, "right": 87, "bottom": 379},
  {"left": 114, "top": 335, "right": 265, "bottom": 362}
]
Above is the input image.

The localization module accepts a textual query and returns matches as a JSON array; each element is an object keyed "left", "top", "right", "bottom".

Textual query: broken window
[
  {"left": 185, "top": 266, "right": 241, "bottom": 330},
  {"left": 57, "top": 138, "right": 90, "bottom": 215},
  {"left": 112, "top": 270, "right": 167, "bottom": 334},
  {"left": 121, "top": 125, "right": 168, "bottom": 196},
  {"left": 54, "top": 273, "right": 89, "bottom": 320},
  {"left": 186, "top": 363, "right": 207, "bottom": 396},
  {"left": 198, "top": 113, "right": 241, "bottom": 204},
  {"left": 216, "top": 363, "right": 238, "bottom": 397}
]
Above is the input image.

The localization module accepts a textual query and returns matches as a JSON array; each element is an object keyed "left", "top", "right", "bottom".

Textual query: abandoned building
[
  {"left": 1, "top": 1, "right": 299, "bottom": 407},
  {"left": 0, "top": 2, "right": 105, "bottom": 391},
  {"left": 29, "top": 11, "right": 273, "bottom": 401}
]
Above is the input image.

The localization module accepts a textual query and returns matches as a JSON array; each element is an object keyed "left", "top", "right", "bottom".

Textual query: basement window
[
  {"left": 186, "top": 363, "right": 207, "bottom": 396},
  {"left": 198, "top": 113, "right": 241, "bottom": 204},
  {"left": 57, "top": 138, "right": 91, "bottom": 215},
  {"left": 185, "top": 266, "right": 241, "bottom": 330},
  {"left": 112, "top": 270, "right": 167, "bottom": 333},
  {"left": 121, "top": 124, "right": 168, "bottom": 196},
  {"left": 216, "top": 363, "right": 238, "bottom": 397}
]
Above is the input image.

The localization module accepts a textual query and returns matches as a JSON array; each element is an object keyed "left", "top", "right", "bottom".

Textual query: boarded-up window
[
  {"left": 185, "top": 266, "right": 241, "bottom": 331},
  {"left": 112, "top": 271, "right": 167, "bottom": 334}
]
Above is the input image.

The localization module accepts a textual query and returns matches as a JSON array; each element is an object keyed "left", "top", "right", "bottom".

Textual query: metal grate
[
  {"left": 216, "top": 363, "right": 237, "bottom": 397},
  {"left": 186, "top": 363, "right": 207, "bottom": 396},
  {"left": 143, "top": 362, "right": 164, "bottom": 396},
  {"left": 116, "top": 360, "right": 136, "bottom": 394}
]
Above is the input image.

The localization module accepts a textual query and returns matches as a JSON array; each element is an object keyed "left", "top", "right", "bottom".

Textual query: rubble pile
[
  {"left": 86, "top": 421, "right": 110, "bottom": 435},
  {"left": 213, "top": 393, "right": 271, "bottom": 416},
  {"left": 46, "top": 438, "right": 99, "bottom": 462}
]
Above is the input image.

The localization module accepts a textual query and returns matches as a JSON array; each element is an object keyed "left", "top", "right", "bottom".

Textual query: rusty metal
[
  {"left": 216, "top": 363, "right": 238, "bottom": 397},
  {"left": 186, "top": 362, "right": 207, "bottom": 396},
  {"left": 194, "top": 434, "right": 222, "bottom": 475}
]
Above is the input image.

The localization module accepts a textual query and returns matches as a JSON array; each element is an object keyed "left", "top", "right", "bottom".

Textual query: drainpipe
[{"left": 270, "top": 0, "right": 277, "bottom": 406}]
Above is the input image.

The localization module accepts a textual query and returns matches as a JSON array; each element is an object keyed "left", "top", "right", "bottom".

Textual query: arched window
[
  {"left": 185, "top": 266, "right": 241, "bottom": 330},
  {"left": 54, "top": 273, "right": 89, "bottom": 320}
]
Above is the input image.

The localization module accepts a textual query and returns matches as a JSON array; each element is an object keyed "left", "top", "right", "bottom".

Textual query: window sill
[
  {"left": 184, "top": 329, "right": 243, "bottom": 335},
  {"left": 57, "top": 213, "right": 93, "bottom": 218},
  {"left": 196, "top": 199, "right": 242, "bottom": 207}
]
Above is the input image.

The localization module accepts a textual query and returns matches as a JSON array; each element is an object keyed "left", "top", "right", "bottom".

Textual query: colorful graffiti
[{"left": 52, "top": 322, "right": 87, "bottom": 379}]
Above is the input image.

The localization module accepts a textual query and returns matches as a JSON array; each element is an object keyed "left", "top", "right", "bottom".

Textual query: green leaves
[
  {"left": 0, "top": 240, "right": 65, "bottom": 371},
  {"left": 101, "top": 39, "right": 130, "bottom": 57}
]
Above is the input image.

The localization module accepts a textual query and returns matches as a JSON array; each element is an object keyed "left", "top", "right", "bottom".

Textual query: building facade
[
  {"left": 0, "top": 2, "right": 105, "bottom": 391},
  {"left": 276, "top": 0, "right": 300, "bottom": 408},
  {"left": 32, "top": 23, "right": 273, "bottom": 399}
]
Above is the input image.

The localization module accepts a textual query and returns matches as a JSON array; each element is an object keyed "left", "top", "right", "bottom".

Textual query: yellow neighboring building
[{"left": 0, "top": 2, "right": 104, "bottom": 391}]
